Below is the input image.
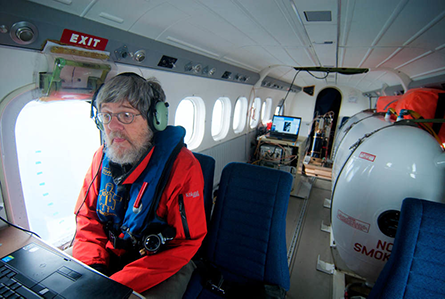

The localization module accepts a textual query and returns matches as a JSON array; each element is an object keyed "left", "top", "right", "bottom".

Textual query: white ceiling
[{"left": 29, "top": 0, "right": 445, "bottom": 93}]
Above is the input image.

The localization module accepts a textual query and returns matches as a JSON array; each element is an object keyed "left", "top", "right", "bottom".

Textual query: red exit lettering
[{"left": 60, "top": 29, "right": 108, "bottom": 51}]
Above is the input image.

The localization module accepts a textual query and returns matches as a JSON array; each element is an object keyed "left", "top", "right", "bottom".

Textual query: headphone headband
[{"left": 91, "top": 73, "right": 168, "bottom": 132}]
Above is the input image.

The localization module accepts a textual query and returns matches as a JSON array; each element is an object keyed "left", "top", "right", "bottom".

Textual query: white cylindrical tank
[
  {"left": 331, "top": 124, "right": 445, "bottom": 283},
  {"left": 331, "top": 113, "right": 392, "bottom": 191},
  {"left": 332, "top": 109, "right": 375, "bottom": 161}
]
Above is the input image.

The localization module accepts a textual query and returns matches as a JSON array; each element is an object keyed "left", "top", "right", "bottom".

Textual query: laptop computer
[
  {"left": 0, "top": 242, "right": 133, "bottom": 299},
  {"left": 269, "top": 115, "right": 302, "bottom": 141}
]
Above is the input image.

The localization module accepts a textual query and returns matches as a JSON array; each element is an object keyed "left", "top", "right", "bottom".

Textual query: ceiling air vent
[{"left": 304, "top": 11, "right": 332, "bottom": 22}]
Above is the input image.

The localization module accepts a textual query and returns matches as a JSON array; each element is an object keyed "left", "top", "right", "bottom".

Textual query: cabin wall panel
[
  {"left": 0, "top": 47, "right": 46, "bottom": 102},
  {"left": 199, "top": 130, "right": 256, "bottom": 187}
]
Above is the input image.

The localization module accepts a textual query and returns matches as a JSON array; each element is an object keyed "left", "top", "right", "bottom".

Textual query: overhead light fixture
[{"left": 10, "top": 21, "right": 38, "bottom": 45}]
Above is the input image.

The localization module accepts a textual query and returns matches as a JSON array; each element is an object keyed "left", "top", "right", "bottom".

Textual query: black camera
[{"left": 141, "top": 226, "right": 175, "bottom": 255}]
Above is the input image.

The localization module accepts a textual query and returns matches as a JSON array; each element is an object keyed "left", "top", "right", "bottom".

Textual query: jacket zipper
[{"left": 178, "top": 194, "right": 191, "bottom": 240}]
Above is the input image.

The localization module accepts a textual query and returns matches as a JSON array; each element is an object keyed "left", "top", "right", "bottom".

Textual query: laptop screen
[{"left": 270, "top": 115, "right": 302, "bottom": 138}]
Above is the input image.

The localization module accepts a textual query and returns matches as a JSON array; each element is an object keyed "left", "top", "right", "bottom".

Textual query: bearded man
[{"left": 73, "top": 73, "right": 206, "bottom": 298}]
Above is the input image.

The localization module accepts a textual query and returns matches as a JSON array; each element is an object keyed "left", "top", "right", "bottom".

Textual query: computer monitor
[{"left": 270, "top": 115, "right": 302, "bottom": 140}]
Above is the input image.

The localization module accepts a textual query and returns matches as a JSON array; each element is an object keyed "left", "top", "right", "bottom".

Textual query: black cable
[
  {"left": 0, "top": 215, "right": 41, "bottom": 239},
  {"left": 70, "top": 151, "right": 104, "bottom": 247},
  {"left": 306, "top": 70, "right": 330, "bottom": 79},
  {"left": 281, "top": 70, "right": 301, "bottom": 107}
]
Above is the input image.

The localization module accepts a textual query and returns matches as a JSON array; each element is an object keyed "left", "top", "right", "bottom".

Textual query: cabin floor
[{"left": 285, "top": 174, "right": 337, "bottom": 299}]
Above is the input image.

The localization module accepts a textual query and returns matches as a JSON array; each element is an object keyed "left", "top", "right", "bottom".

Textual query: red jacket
[{"left": 73, "top": 145, "right": 206, "bottom": 293}]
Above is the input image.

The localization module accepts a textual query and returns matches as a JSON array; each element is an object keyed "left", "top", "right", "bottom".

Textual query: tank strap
[{"left": 433, "top": 93, "right": 445, "bottom": 135}]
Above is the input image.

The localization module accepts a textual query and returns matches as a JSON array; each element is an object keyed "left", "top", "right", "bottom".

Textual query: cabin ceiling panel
[
  {"left": 285, "top": 47, "right": 318, "bottom": 67},
  {"left": 233, "top": 0, "right": 306, "bottom": 48},
  {"left": 380, "top": 47, "right": 438, "bottom": 69},
  {"left": 223, "top": 46, "right": 282, "bottom": 71},
  {"left": 398, "top": 48, "right": 445, "bottom": 80},
  {"left": 189, "top": 0, "right": 280, "bottom": 47},
  {"left": 361, "top": 47, "right": 405, "bottom": 69},
  {"left": 305, "top": 23, "right": 337, "bottom": 66},
  {"left": 305, "top": 24, "right": 337, "bottom": 44},
  {"left": 292, "top": 0, "right": 337, "bottom": 22},
  {"left": 342, "top": 0, "right": 400, "bottom": 47},
  {"left": 184, "top": 12, "right": 257, "bottom": 49},
  {"left": 165, "top": 0, "right": 210, "bottom": 16},
  {"left": 312, "top": 44, "right": 337, "bottom": 67},
  {"left": 340, "top": 47, "right": 371, "bottom": 68},
  {"left": 19, "top": 0, "right": 445, "bottom": 93},
  {"left": 267, "top": 67, "right": 296, "bottom": 81},
  {"left": 336, "top": 75, "right": 360, "bottom": 88},
  {"left": 158, "top": 22, "right": 233, "bottom": 60},
  {"left": 28, "top": 0, "right": 93, "bottom": 16},
  {"left": 376, "top": 0, "right": 445, "bottom": 48},
  {"left": 409, "top": 18, "right": 445, "bottom": 50},
  {"left": 261, "top": 46, "right": 303, "bottom": 67},
  {"left": 130, "top": 3, "right": 189, "bottom": 40},
  {"left": 82, "top": 0, "right": 156, "bottom": 31}
]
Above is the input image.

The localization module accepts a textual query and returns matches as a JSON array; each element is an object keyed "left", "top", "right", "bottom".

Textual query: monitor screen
[{"left": 271, "top": 115, "right": 302, "bottom": 136}]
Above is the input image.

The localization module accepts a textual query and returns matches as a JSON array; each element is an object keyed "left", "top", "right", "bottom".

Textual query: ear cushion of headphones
[
  {"left": 151, "top": 101, "right": 169, "bottom": 132},
  {"left": 91, "top": 84, "right": 104, "bottom": 131}
]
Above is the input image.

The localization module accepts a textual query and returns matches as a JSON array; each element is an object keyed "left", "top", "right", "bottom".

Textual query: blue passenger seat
[
  {"left": 184, "top": 162, "right": 293, "bottom": 298},
  {"left": 368, "top": 197, "right": 445, "bottom": 298},
  {"left": 193, "top": 152, "right": 216, "bottom": 226}
]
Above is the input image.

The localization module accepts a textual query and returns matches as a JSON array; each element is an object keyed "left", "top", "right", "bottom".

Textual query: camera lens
[{"left": 144, "top": 234, "right": 161, "bottom": 252}]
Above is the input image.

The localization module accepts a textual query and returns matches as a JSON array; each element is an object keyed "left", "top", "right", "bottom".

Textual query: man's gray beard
[
  {"left": 106, "top": 141, "right": 151, "bottom": 165},
  {"left": 104, "top": 129, "right": 153, "bottom": 165}
]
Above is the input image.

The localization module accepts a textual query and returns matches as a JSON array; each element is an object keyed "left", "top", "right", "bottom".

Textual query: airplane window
[
  {"left": 233, "top": 97, "right": 248, "bottom": 134},
  {"left": 261, "top": 98, "right": 273, "bottom": 124},
  {"left": 15, "top": 100, "right": 100, "bottom": 247},
  {"left": 212, "top": 99, "right": 223, "bottom": 138},
  {"left": 249, "top": 97, "right": 262, "bottom": 128},
  {"left": 174, "top": 96, "right": 205, "bottom": 150},
  {"left": 275, "top": 99, "right": 285, "bottom": 116},
  {"left": 175, "top": 99, "right": 195, "bottom": 144},
  {"left": 211, "top": 97, "right": 231, "bottom": 141}
]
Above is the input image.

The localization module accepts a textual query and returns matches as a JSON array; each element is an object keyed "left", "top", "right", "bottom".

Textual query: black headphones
[{"left": 90, "top": 72, "right": 169, "bottom": 132}]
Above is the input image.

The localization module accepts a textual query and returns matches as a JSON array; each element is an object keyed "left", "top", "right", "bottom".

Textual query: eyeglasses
[{"left": 97, "top": 112, "right": 142, "bottom": 124}]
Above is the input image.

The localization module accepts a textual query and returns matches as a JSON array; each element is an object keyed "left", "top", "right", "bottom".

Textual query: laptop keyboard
[{"left": 0, "top": 264, "right": 58, "bottom": 299}]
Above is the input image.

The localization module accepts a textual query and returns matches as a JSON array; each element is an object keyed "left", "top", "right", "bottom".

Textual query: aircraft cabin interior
[{"left": 0, "top": 0, "right": 444, "bottom": 298}]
